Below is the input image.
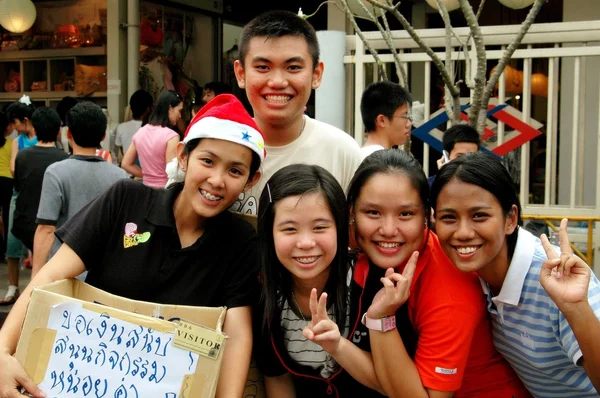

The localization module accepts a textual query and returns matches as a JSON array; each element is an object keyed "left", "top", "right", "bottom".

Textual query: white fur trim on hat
[{"left": 184, "top": 116, "right": 265, "bottom": 162}]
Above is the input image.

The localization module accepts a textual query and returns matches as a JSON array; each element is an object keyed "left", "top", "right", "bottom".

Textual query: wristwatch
[{"left": 361, "top": 312, "right": 396, "bottom": 332}]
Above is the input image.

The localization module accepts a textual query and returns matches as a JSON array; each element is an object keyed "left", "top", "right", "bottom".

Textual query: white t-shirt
[
  {"left": 360, "top": 144, "right": 385, "bottom": 160},
  {"left": 58, "top": 126, "right": 70, "bottom": 153},
  {"left": 115, "top": 119, "right": 143, "bottom": 154},
  {"left": 231, "top": 116, "right": 361, "bottom": 215}
]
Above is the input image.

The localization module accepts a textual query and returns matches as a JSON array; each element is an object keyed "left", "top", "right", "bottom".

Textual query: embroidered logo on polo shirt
[
  {"left": 435, "top": 367, "right": 457, "bottom": 375},
  {"left": 123, "top": 222, "right": 151, "bottom": 248},
  {"left": 520, "top": 331, "right": 536, "bottom": 350}
]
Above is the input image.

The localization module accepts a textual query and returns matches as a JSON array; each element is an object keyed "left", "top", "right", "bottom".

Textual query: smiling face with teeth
[
  {"left": 353, "top": 172, "right": 426, "bottom": 271},
  {"left": 175, "top": 138, "right": 261, "bottom": 224},
  {"left": 434, "top": 178, "right": 518, "bottom": 276},
  {"left": 273, "top": 192, "right": 337, "bottom": 288},
  {"left": 234, "top": 36, "right": 324, "bottom": 145}
]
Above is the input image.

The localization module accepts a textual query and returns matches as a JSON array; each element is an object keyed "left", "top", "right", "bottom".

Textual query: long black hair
[
  {"left": 430, "top": 152, "right": 523, "bottom": 259},
  {"left": 6, "top": 101, "right": 34, "bottom": 124},
  {"left": 258, "top": 164, "right": 349, "bottom": 330},
  {"left": 347, "top": 149, "right": 432, "bottom": 253},
  {"left": 147, "top": 90, "right": 182, "bottom": 127}
]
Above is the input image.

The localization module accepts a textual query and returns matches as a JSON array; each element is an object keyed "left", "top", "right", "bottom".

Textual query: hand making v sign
[
  {"left": 540, "top": 218, "right": 591, "bottom": 311},
  {"left": 367, "top": 251, "right": 419, "bottom": 320},
  {"left": 302, "top": 289, "right": 341, "bottom": 356}
]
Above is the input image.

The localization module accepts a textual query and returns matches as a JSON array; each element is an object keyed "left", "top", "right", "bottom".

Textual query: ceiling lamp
[
  {"left": 0, "top": 0, "right": 37, "bottom": 34},
  {"left": 497, "top": 0, "right": 536, "bottom": 9},
  {"left": 425, "top": 0, "right": 461, "bottom": 12}
]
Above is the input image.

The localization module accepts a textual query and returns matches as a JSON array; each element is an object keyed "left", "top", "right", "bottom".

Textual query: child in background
[
  {"left": 0, "top": 97, "right": 37, "bottom": 306},
  {"left": 12, "top": 107, "right": 69, "bottom": 252},
  {"left": 256, "top": 164, "right": 384, "bottom": 397},
  {"left": 121, "top": 90, "right": 182, "bottom": 187},
  {"left": 347, "top": 149, "right": 530, "bottom": 397},
  {"left": 0, "top": 111, "right": 13, "bottom": 261}
]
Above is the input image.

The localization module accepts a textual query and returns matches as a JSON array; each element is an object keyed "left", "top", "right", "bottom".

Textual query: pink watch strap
[{"left": 361, "top": 313, "right": 396, "bottom": 332}]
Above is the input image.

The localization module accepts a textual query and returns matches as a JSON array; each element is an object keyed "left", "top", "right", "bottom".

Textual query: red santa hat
[{"left": 184, "top": 93, "right": 265, "bottom": 163}]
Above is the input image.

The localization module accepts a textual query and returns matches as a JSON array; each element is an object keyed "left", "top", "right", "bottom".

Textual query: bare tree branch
[
  {"left": 364, "top": 0, "right": 460, "bottom": 98},
  {"left": 353, "top": 0, "right": 407, "bottom": 86},
  {"left": 459, "top": 0, "right": 488, "bottom": 132},
  {"left": 339, "top": 0, "right": 388, "bottom": 80},
  {"left": 463, "top": 0, "right": 486, "bottom": 90},
  {"left": 379, "top": 7, "right": 409, "bottom": 88},
  {"left": 437, "top": 0, "right": 461, "bottom": 123},
  {"left": 481, "top": 0, "right": 546, "bottom": 130}
]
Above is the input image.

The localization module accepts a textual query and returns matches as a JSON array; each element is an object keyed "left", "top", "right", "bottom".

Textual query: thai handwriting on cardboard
[{"left": 39, "top": 302, "right": 199, "bottom": 397}]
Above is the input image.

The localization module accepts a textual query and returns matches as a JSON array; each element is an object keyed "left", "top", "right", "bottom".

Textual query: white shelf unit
[{"left": 0, "top": 46, "right": 107, "bottom": 107}]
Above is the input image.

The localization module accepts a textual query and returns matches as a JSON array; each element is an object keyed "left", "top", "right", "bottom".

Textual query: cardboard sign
[
  {"left": 16, "top": 280, "right": 227, "bottom": 398},
  {"left": 39, "top": 302, "right": 199, "bottom": 397}
]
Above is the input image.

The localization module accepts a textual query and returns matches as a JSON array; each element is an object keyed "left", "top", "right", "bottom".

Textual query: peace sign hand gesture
[
  {"left": 540, "top": 218, "right": 591, "bottom": 312},
  {"left": 302, "top": 289, "right": 341, "bottom": 355},
  {"left": 367, "top": 251, "right": 419, "bottom": 320}
]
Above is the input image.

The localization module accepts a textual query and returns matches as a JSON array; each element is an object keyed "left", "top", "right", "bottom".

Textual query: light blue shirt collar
[{"left": 480, "top": 228, "right": 536, "bottom": 307}]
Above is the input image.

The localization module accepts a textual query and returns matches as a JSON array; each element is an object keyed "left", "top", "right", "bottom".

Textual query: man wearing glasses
[{"left": 359, "top": 81, "right": 413, "bottom": 160}]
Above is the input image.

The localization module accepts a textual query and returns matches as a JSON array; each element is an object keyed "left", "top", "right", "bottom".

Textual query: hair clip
[
  {"left": 19, "top": 95, "right": 32, "bottom": 106},
  {"left": 266, "top": 183, "right": 272, "bottom": 203}
]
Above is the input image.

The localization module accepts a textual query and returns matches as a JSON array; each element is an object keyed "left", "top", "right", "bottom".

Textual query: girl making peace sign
[
  {"left": 255, "top": 164, "right": 385, "bottom": 397},
  {"left": 347, "top": 149, "right": 528, "bottom": 397},
  {"left": 431, "top": 152, "right": 600, "bottom": 397}
]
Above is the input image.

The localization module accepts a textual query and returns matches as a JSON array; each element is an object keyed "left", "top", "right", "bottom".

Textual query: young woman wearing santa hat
[{"left": 0, "top": 94, "right": 264, "bottom": 398}]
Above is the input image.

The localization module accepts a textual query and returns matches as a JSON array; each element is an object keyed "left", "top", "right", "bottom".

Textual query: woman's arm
[
  {"left": 9, "top": 138, "right": 17, "bottom": 176},
  {"left": 265, "top": 374, "right": 296, "bottom": 398},
  {"left": 370, "top": 330, "right": 452, "bottom": 398},
  {"left": 216, "top": 306, "right": 253, "bottom": 398},
  {"left": 367, "top": 253, "right": 457, "bottom": 397},
  {"left": 540, "top": 221, "right": 600, "bottom": 391},
  {"left": 0, "top": 244, "right": 87, "bottom": 398},
  {"left": 304, "top": 289, "right": 385, "bottom": 394},
  {"left": 121, "top": 142, "right": 142, "bottom": 178},
  {"left": 165, "top": 136, "right": 179, "bottom": 164}
]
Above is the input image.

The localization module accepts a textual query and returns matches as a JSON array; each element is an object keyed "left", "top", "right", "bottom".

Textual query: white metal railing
[{"left": 344, "top": 21, "right": 600, "bottom": 270}]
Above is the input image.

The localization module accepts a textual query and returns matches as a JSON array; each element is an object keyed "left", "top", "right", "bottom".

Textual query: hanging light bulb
[
  {"left": 0, "top": 0, "right": 37, "bottom": 34},
  {"left": 425, "top": 0, "right": 461, "bottom": 12},
  {"left": 497, "top": 0, "right": 536, "bottom": 9}
]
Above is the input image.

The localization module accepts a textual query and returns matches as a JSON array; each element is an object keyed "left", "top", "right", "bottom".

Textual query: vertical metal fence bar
[
  {"left": 520, "top": 51, "right": 532, "bottom": 206},
  {"left": 544, "top": 57, "right": 556, "bottom": 206},
  {"left": 577, "top": 51, "right": 587, "bottom": 205},
  {"left": 570, "top": 57, "right": 581, "bottom": 208},
  {"left": 550, "top": 49, "right": 560, "bottom": 205},
  {"left": 498, "top": 45, "right": 506, "bottom": 146},
  {"left": 354, "top": 36, "right": 365, "bottom": 146},
  {"left": 423, "top": 61, "right": 431, "bottom": 175}
]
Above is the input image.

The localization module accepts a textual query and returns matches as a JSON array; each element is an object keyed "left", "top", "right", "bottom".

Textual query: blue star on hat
[{"left": 241, "top": 131, "right": 251, "bottom": 141}]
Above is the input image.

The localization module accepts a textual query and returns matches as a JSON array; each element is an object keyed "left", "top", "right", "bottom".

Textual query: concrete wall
[
  {"left": 559, "top": 0, "right": 600, "bottom": 206},
  {"left": 223, "top": 23, "right": 243, "bottom": 55}
]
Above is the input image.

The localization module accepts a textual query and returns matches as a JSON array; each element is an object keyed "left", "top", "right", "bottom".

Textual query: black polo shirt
[{"left": 55, "top": 179, "right": 259, "bottom": 308}]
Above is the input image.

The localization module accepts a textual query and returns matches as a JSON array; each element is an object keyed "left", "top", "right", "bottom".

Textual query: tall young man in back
[
  {"left": 232, "top": 10, "right": 361, "bottom": 215},
  {"left": 359, "top": 81, "right": 413, "bottom": 160},
  {"left": 33, "top": 102, "right": 128, "bottom": 277},
  {"left": 12, "top": 108, "right": 69, "bottom": 252}
]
